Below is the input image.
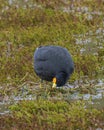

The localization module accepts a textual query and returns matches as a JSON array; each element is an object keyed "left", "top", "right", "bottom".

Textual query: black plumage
[{"left": 34, "top": 45, "right": 74, "bottom": 87}]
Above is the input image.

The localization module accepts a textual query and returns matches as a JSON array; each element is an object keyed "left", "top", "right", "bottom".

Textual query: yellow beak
[{"left": 52, "top": 77, "right": 57, "bottom": 88}]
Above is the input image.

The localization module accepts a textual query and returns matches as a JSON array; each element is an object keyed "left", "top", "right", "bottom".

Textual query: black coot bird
[{"left": 34, "top": 45, "right": 74, "bottom": 88}]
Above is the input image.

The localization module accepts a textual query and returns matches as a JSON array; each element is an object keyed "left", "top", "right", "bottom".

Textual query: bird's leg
[
  {"left": 52, "top": 77, "right": 57, "bottom": 88},
  {"left": 40, "top": 79, "right": 43, "bottom": 88}
]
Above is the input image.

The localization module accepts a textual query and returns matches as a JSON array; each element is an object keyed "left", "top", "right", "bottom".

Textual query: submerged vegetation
[{"left": 0, "top": 0, "right": 104, "bottom": 129}]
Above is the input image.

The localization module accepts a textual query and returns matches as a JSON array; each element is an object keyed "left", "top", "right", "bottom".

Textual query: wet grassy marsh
[{"left": 0, "top": 0, "right": 104, "bottom": 129}]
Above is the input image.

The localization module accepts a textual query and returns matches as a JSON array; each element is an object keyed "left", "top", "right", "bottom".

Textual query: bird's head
[{"left": 52, "top": 72, "right": 68, "bottom": 88}]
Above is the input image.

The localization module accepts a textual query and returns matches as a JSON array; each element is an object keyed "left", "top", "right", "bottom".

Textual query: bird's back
[{"left": 34, "top": 46, "right": 74, "bottom": 81}]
